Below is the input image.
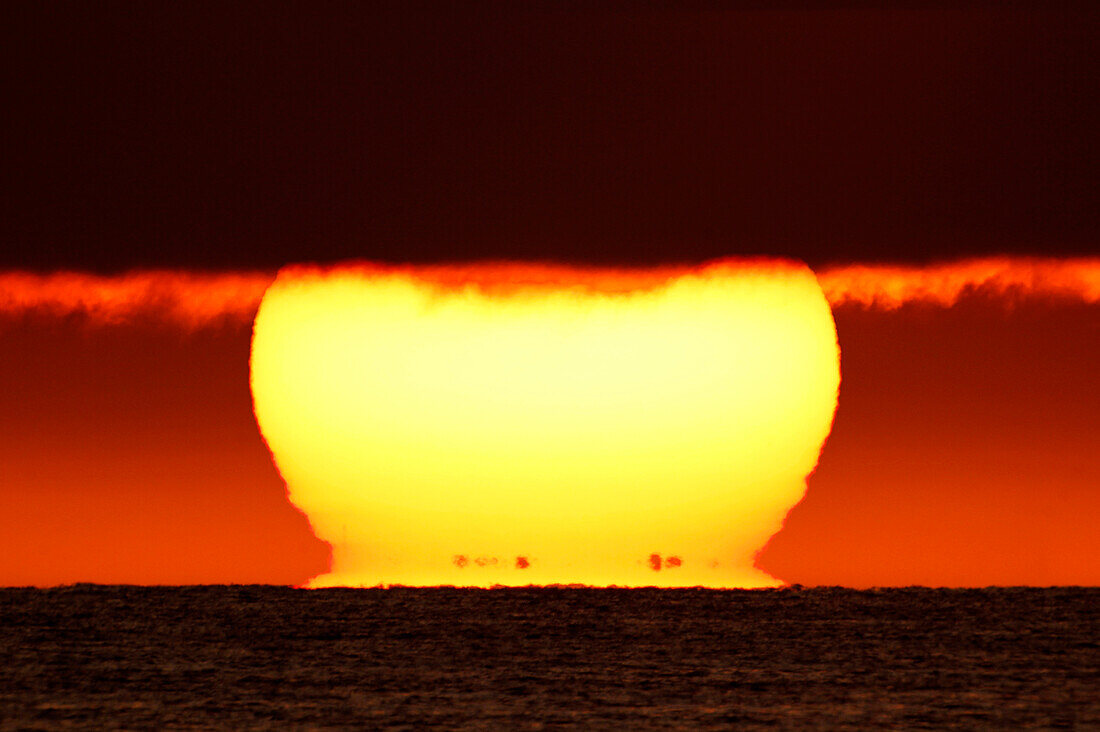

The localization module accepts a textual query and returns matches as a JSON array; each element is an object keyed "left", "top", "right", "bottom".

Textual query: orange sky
[
  {"left": 0, "top": 314, "right": 327, "bottom": 586},
  {"left": 0, "top": 259, "right": 1097, "bottom": 587},
  {"left": 759, "top": 293, "right": 1100, "bottom": 586}
]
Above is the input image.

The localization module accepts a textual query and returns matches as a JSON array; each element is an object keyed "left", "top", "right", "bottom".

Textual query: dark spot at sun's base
[
  {"left": 515, "top": 556, "right": 530, "bottom": 569},
  {"left": 452, "top": 555, "right": 468, "bottom": 568},
  {"left": 647, "top": 554, "right": 682, "bottom": 570}
]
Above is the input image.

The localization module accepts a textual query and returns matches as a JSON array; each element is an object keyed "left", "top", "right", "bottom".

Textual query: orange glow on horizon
[
  {"left": 2, "top": 256, "right": 1098, "bottom": 588},
  {"left": 250, "top": 259, "right": 840, "bottom": 588}
]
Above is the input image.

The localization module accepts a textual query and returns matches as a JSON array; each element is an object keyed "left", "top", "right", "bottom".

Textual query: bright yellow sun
[{"left": 250, "top": 259, "right": 839, "bottom": 587}]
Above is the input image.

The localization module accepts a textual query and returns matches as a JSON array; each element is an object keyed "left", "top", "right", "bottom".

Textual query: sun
[{"left": 250, "top": 259, "right": 839, "bottom": 587}]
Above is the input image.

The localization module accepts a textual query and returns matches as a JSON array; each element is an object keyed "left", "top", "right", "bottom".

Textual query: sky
[{"left": 1, "top": 3, "right": 1098, "bottom": 586}]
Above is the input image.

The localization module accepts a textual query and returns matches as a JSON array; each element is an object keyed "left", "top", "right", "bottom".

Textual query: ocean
[{"left": 2, "top": 586, "right": 1096, "bottom": 729}]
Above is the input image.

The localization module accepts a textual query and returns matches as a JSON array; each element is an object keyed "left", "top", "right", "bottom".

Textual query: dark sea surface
[{"left": 1, "top": 586, "right": 1096, "bottom": 729}]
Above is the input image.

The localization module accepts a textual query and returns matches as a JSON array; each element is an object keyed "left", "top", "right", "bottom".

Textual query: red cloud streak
[
  {"left": 818, "top": 257, "right": 1100, "bottom": 309},
  {"left": 0, "top": 270, "right": 273, "bottom": 328},
  {"left": 1, "top": 258, "right": 1098, "bottom": 327}
]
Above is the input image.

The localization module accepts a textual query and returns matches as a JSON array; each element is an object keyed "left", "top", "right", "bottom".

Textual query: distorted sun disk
[{"left": 249, "top": 259, "right": 840, "bottom": 587}]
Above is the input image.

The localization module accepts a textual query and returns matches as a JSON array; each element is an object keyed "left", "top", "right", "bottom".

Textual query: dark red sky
[{"left": 3, "top": 3, "right": 1098, "bottom": 270}]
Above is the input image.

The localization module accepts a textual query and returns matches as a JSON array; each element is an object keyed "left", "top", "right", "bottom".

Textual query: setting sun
[{"left": 250, "top": 260, "right": 840, "bottom": 587}]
